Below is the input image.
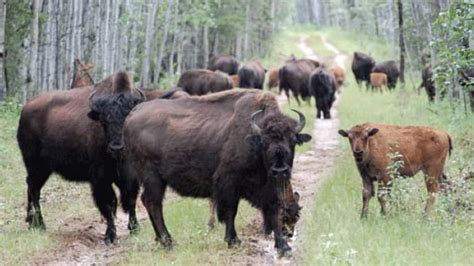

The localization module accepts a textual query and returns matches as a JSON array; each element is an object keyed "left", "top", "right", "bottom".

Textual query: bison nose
[
  {"left": 353, "top": 150, "right": 363, "bottom": 157},
  {"left": 109, "top": 142, "right": 124, "bottom": 152},
  {"left": 271, "top": 166, "right": 290, "bottom": 177}
]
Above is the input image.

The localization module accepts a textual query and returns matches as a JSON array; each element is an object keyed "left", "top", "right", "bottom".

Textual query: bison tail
[{"left": 448, "top": 134, "right": 453, "bottom": 157}]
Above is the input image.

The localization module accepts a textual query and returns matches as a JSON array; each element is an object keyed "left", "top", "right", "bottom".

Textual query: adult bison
[
  {"left": 370, "top": 72, "right": 388, "bottom": 92},
  {"left": 238, "top": 59, "right": 266, "bottom": 89},
  {"left": 372, "top": 60, "right": 400, "bottom": 89},
  {"left": 338, "top": 123, "right": 452, "bottom": 218},
  {"left": 122, "top": 89, "right": 311, "bottom": 254},
  {"left": 208, "top": 54, "right": 239, "bottom": 75},
  {"left": 279, "top": 58, "right": 321, "bottom": 105},
  {"left": 351, "top": 52, "right": 375, "bottom": 88},
  {"left": 177, "top": 69, "right": 232, "bottom": 95},
  {"left": 309, "top": 67, "right": 337, "bottom": 119},
  {"left": 267, "top": 67, "right": 280, "bottom": 91},
  {"left": 17, "top": 72, "right": 145, "bottom": 243},
  {"left": 419, "top": 64, "right": 435, "bottom": 102}
]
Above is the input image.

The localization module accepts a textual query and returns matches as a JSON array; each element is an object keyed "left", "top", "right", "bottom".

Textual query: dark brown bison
[
  {"left": 279, "top": 58, "right": 321, "bottom": 105},
  {"left": 372, "top": 60, "right": 400, "bottom": 89},
  {"left": 338, "top": 123, "right": 452, "bottom": 218},
  {"left": 208, "top": 54, "right": 239, "bottom": 75},
  {"left": 17, "top": 72, "right": 145, "bottom": 243},
  {"left": 370, "top": 72, "right": 388, "bottom": 92},
  {"left": 122, "top": 89, "right": 311, "bottom": 254},
  {"left": 419, "top": 64, "right": 435, "bottom": 102},
  {"left": 238, "top": 59, "right": 267, "bottom": 89},
  {"left": 309, "top": 67, "right": 337, "bottom": 119},
  {"left": 351, "top": 52, "right": 375, "bottom": 88},
  {"left": 177, "top": 69, "right": 232, "bottom": 95},
  {"left": 70, "top": 59, "right": 95, "bottom": 88},
  {"left": 267, "top": 68, "right": 280, "bottom": 91}
]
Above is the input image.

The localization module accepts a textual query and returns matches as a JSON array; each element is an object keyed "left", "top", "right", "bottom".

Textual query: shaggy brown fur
[
  {"left": 339, "top": 123, "right": 452, "bottom": 218},
  {"left": 372, "top": 60, "right": 400, "bottom": 89},
  {"left": 352, "top": 52, "right": 375, "bottom": 88},
  {"left": 279, "top": 58, "right": 321, "bottom": 105},
  {"left": 230, "top": 74, "right": 240, "bottom": 88},
  {"left": 238, "top": 59, "right": 267, "bottom": 89},
  {"left": 419, "top": 64, "right": 435, "bottom": 102},
  {"left": 177, "top": 69, "right": 232, "bottom": 95},
  {"left": 331, "top": 66, "right": 345, "bottom": 92},
  {"left": 267, "top": 68, "right": 280, "bottom": 91},
  {"left": 208, "top": 54, "right": 239, "bottom": 75},
  {"left": 370, "top": 72, "right": 388, "bottom": 92}
]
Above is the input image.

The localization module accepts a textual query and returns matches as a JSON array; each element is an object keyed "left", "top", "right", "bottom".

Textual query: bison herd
[{"left": 15, "top": 51, "right": 454, "bottom": 256}]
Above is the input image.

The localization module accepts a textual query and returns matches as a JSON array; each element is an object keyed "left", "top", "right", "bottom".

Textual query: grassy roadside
[{"left": 299, "top": 33, "right": 474, "bottom": 265}]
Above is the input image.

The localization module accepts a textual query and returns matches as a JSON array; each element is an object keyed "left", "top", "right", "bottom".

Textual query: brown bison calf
[
  {"left": 370, "top": 72, "right": 388, "bottom": 92},
  {"left": 230, "top": 74, "right": 240, "bottom": 88},
  {"left": 331, "top": 66, "right": 345, "bottom": 92},
  {"left": 267, "top": 68, "right": 280, "bottom": 91},
  {"left": 338, "top": 123, "right": 452, "bottom": 218}
]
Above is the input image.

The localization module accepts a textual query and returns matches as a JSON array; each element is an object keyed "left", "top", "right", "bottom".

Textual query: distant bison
[
  {"left": 309, "top": 67, "right": 337, "bottom": 119},
  {"left": 208, "top": 54, "right": 239, "bottom": 75},
  {"left": 238, "top": 60, "right": 266, "bottom": 89},
  {"left": 230, "top": 74, "right": 240, "bottom": 88},
  {"left": 338, "top": 123, "right": 452, "bottom": 218},
  {"left": 370, "top": 72, "right": 388, "bottom": 91},
  {"left": 122, "top": 89, "right": 311, "bottom": 254},
  {"left": 419, "top": 64, "right": 435, "bottom": 102},
  {"left": 372, "top": 60, "right": 400, "bottom": 89},
  {"left": 331, "top": 66, "right": 345, "bottom": 93},
  {"left": 177, "top": 69, "right": 232, "bottom": 95},
  {"left": 267, "top": 67, "right": 280, "bottom": 91},
  {"left": 279, "top": 58, "right": 321, "bottom": 105},
  {"left": 17, "top": 72, "right": 145, "bottom": 243},
  {"left": 352, "top": 52, "right": 375, "bottom": 88}
]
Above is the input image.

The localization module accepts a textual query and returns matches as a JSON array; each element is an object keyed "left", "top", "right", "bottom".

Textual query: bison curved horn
[
  {"left": 291, "top": 109, "right": 306, "bottom": 133},
  {"left": 136, "top": 87, "right": 146, "bottom": 101},
  {"left": 250, "top": 109, "right": 263, "bottom": 135},
  {"left": 88, "top": 90, "right": 97, "bottom": 101}
]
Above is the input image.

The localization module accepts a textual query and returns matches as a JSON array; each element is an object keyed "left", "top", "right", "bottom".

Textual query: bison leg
[
  {"left": 141, "top": 178, "right": 173, "bottom": 248},
  {"left": 263, "top": 203, "right": 291, "bottom": 254},
  {"left": 377, "top": 180, "right": 391, "bottom": 216},
  {"left": 361, "top": 179, "right": 374, "bottom": 218},
  {"left": 25, "top": 163, "right": 51, "bottom": 230},
  {"left": 91, "top": 181, "right": 118, "bottom": 244},
  {"left": 207, "top": 200, "right": 216, "bottom": 229},
  {"left": 217, "top": 195, "right": 241, "bottom": 248},
  {"left": 323, "top": 100, "right": 331, "bottom": 119},
  {"left": 115, "top": 177, "right": 140, "bottom": 234}
]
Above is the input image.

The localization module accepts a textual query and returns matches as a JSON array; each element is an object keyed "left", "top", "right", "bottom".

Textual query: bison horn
[
  {"left": 88, "top": 90, "right": 97, "bottom": 101},
  {"left": 136, "top": 87, "right": 146, "bottom": 101},
  {"left": 292, "top": 109, "right": 306, "bottom": 133},
  {"left": 250, "top": 109, "right": 263, "bottom": 135}
]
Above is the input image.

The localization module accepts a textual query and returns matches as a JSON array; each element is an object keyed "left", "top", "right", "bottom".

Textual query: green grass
[{"left": 300, "top": 49, "right": 474, "bottom": 265}]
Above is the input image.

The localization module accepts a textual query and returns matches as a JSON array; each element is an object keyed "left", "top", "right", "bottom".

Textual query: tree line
[{"left": 0, "top": 0, "right": 290, "bottom": 103}]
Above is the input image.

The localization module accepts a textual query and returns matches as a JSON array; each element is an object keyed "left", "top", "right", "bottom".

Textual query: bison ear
[
  {"left": 368, "top": 128, "right": 379, "bottom": 137},
  {"left": 87, "top": 110, "right": 100, "bottom": 121},
  {"left": 296, "top": 133, "right": 312, "bottom": 145},
  {"left": 338, "top": 129, "right": 349, "bottom": 137},
  {"left": 246, "top": 135, "right": 261, "bottom": 148}
]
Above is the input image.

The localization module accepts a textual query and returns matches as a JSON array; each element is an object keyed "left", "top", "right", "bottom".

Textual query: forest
[{"left": 0, "top": 0, "right": 473, "bottom": 265}]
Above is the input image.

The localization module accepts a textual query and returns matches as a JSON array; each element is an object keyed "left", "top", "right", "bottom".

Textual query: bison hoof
[
  {"left": 276, "top": 244, "right": 292, "bottom": 258},
  {"left": 128, "top": 221, "right": 140, "bottom": 235},
  {"left": 227, "top": 237, "right": 242, "bottom": 248},
  {"left": 158, "top": 236, "right": 173, "bottom": 249},
  {"left": 104, "top": 228, "right": 117, "bottom": 245},
  {"left": 27, "top": 213, "right": 46, "bottom": 231}
]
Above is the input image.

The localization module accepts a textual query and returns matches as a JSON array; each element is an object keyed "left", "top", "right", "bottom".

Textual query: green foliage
[{"left": 432, "top": 3, "right": 474, "bottom": 105}]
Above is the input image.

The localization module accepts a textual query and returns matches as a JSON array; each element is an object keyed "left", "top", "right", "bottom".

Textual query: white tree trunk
[
  {"left": 25, "top": 0, "right": 42, "bottom": 102},
  {"left": 243, "top": 1, "right": 250, "bottom": 60},
  {"left": 140, "top": 0, "right": 160, "bottom": 88},
  {"left": 154, "top": 0, "right": 173, "bottom": 83},
  {"left": 0, "top": 0, "right": 7, "bottom": 100}
]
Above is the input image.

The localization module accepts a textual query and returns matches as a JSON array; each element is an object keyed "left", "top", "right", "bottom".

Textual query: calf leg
[
  {"left": 141, "top": 177, "right": 172, "bottom": 248},
  {"left": 91, "top": 181, "right": 118, "bottom": 244},
  {"left": 25, "top": 163, "right": 51, "bottom": 230},
  {"left": 423, "top": 169, "right": 441, "bottom": 216},
  {"left": 361, "top": 179, "right": 374, "bottom": 218},
  {"left": 377, "top": 179, "right": 391, "bottom": 216}
]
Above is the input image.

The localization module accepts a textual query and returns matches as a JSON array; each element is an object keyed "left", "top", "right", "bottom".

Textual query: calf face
[
  {"left": 338, "top": 126, "right": 379, "bottom": 164},
  {"left": 250, "top": 109, "right": 311, "bottom": 181}
]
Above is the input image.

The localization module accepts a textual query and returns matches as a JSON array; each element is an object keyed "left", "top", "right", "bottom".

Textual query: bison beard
[
  {"left": 122, "top": 90, "right": 311, "bottom": 254},
  {"left": 17, "top": 72, "right": 144, "bottom": 244}
]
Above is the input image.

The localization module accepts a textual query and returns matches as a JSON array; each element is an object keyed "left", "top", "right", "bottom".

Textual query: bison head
[
  {"left": 87, "top": 73, "right": 145, "bottom": 157},
  {"left": 282, "top": 191, "right": 301, "bottom": 238},
  {"left": 338, "top": 126, "right": 379, "bottom": 164},
  {"left": 249, "top": 109, "right": 312, "bottom": 181}
]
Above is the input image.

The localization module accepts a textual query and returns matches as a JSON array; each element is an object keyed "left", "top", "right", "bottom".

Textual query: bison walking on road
[
  {"left": 338, "top": 123, "right": 452, "bottom": 218},
  {"left": 177, "top": 69, "right": 233, "bottom": 95},
  {"left": 309, "top": 67, "right": 337, "bottom": 119},
  {"left": 17, "top": 72, "right": 145, "bottom": 243},
  {"left": 122, "top": 89, "right": 311, "bottom": 254},
  {"left": 279, "top": 58, "right": 321, "bottom": 105}
]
